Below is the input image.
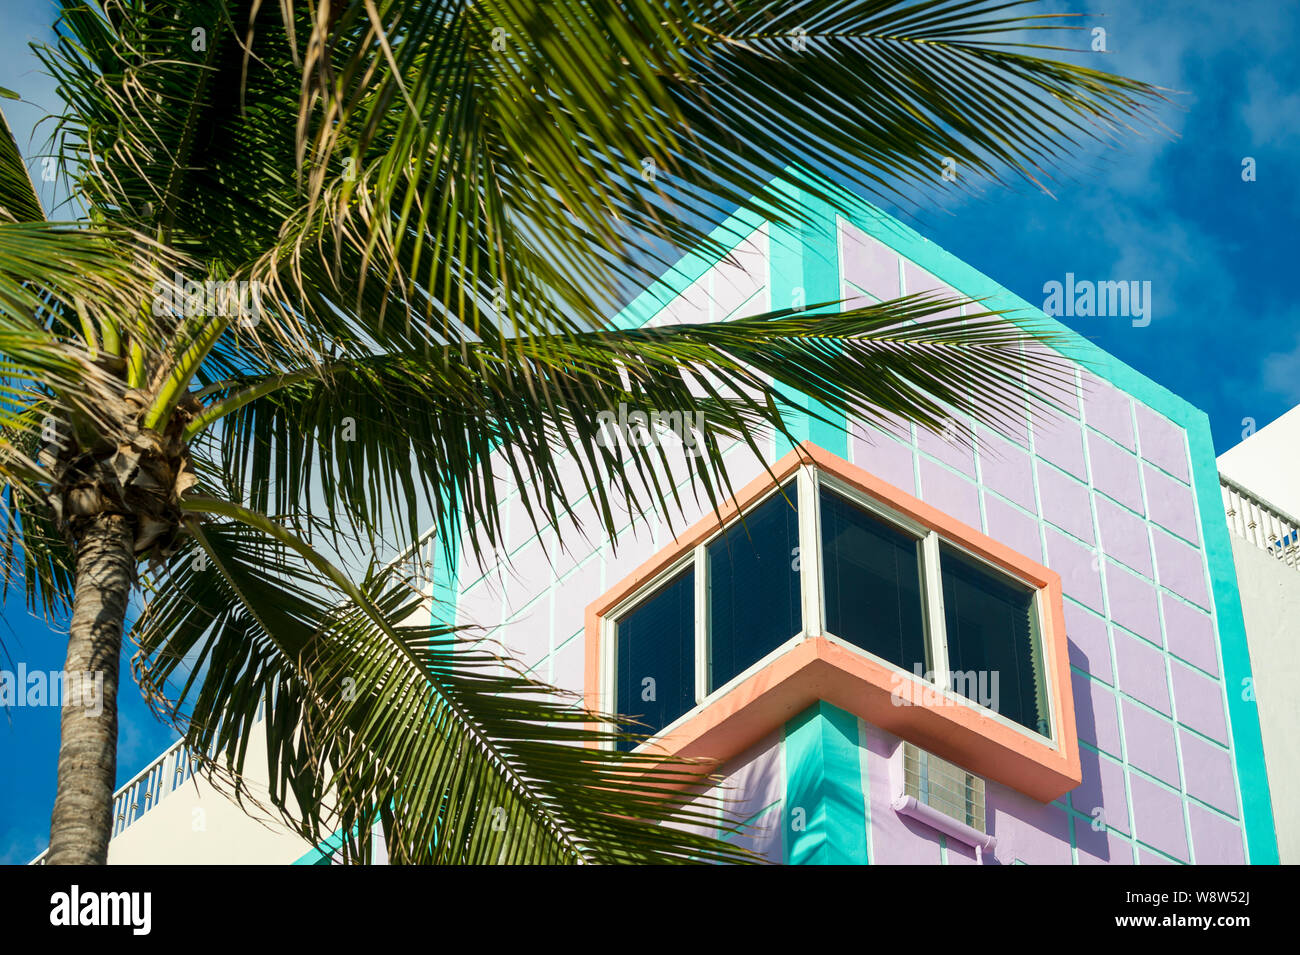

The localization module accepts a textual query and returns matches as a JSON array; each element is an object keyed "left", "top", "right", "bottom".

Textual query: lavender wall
[
  {"left": 449, "top": 212, "right": 1251, "bottom": 864},
  {"left": 841, "top": 219, "right": 1245, "bottom": 864}
]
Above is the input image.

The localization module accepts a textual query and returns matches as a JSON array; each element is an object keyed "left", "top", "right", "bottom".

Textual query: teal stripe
[
  {"left": 783, "top": 701, "right": 870, "bottom": 865},
  {"left": 1185, "top": 413, "right": 1278, "bottom": 863},
  {"left": 770, "top": 179, "right": 849, "bottom": 458},
  {"left": 294, "top": 826, "right": 348, "bottom": 865},
  {"left": 432, "top": 495, "right": 461, "bottom": 657}
]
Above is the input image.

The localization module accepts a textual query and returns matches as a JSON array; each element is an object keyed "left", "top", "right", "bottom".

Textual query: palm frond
[
  {"left": 0, "top": 97, "right": 44, "bottom": 222},
  {"left": 278, "top": 0, "right": 1166, "bottom": 344},
  {"left": 131, "top": 503, "right": 757, "bottom": 864},
  {"left": 38, "top": 2, "right": 1166, "bottom": 364},
  {"left": 188, "top": 294, "right": 1074, "bottom": 564}
]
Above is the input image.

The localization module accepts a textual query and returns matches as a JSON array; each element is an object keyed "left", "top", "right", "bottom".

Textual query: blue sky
[
  {"left": 1, "top": 0, "right": 1297, "bottom": 862},
  {"left": 0, "top": 0, "right": 181, "bottom": 864}
]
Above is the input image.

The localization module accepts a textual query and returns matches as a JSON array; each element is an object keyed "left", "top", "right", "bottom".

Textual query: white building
[{"left": 1217, "top": 405, "right": 1300, "bottom": 864}]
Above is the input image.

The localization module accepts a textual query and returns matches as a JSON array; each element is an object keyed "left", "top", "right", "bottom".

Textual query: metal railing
[
  {"left": 1221, "top": 473, "right": 1300, "bottom": 570},
  {"left": 29, "top": 700, "right": 268, "bottom": 864},
  {"left": 28, "top": 735, "right": 194, "bottom": 865}
]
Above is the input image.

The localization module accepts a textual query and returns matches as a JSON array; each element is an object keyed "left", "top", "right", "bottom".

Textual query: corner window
[
  {"left": 614, "top": 566, "right": 695, "bottom": 750},
  {"left": 606, "top": 466, "right": 1053, "bottom": 748},
  {"left": 707, "top": 485, "right": 801, "bottom": 691},
  {"left": 819, "top": 487, "right": 927, "bottom": 673}
]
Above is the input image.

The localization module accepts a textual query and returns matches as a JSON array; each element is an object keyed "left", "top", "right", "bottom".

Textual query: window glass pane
[
  {"left": 939, "top": 545, "right": 1049, "bottom": 737},
  {"left": 819, "top": 487, "right": 927, "bottom": 673},
  {"left": 708, "top": 484, "right": 801, "bottom": 691},
  {"left": 615, "top": 567, "right": 696, "bottom": 750}
]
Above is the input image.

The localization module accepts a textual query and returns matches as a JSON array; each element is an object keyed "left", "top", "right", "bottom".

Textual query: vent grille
[{"left": 901, "top": 742, "right": 986, "bottom": 834}]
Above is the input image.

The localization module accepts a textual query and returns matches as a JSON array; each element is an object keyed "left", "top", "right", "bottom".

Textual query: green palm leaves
[{"left": 2, "top": 0, "right": 1162, "bottom": 863}]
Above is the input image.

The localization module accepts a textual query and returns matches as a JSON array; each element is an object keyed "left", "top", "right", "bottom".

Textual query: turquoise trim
[
  {"left": 805, "top": 168, "right": 1278, "bottom": 864},
  {"left": 294, "top": 826, "right": 348, "bottom": 865},
  {"left": 768, "top": 183, "right": 806, "bottom": 457},
  {"left": 1185, "top": 414, "right": 1277, "bottom": 863},
  {"left": 769, "top": 179, "right": 849, "bottom": 459},
  {"left": 782, "top": 701, "right": 870, "bottom": 865}
]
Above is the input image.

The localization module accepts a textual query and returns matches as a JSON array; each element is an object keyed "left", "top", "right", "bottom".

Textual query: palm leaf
[
  {"left": 131, "top": 504, "right": 757, "bottom": 864},
  {"left": 0, "top": 97, "right": 44, "bottom": 222},
  {"left": 189, "top": 294, "right": 1074, "bottom": 563},
  {"left": 279, "top": 0, "right": 1166, "bottom": 344}
]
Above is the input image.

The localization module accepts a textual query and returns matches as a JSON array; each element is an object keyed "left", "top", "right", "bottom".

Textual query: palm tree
[{"left": 0, "top": 0, "right": 1161, "bottom": 864}]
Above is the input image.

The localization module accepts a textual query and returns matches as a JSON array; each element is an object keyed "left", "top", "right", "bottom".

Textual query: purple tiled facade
[{"left": 450, "top": 212, "right": 1253, "bottom": 865}]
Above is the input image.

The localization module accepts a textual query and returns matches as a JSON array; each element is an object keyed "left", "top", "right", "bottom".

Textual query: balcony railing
[
  {"left": 28, "top": 735, "right": 194, "bottom": 865},
  {"left": 28, "top": 699, "right": 268, "bottom": 864},
  {"left": 1221, "top": 473, "right": 1300, "bottom": 570}
]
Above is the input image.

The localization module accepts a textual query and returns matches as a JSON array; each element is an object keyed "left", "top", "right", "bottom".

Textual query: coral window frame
[{"left": 584, "top": 442, "right": 1081, "bottom": 803}]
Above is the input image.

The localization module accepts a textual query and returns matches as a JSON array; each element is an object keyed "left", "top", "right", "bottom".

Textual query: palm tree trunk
[{"left": 46, "top": 513, "right": 135, "bottom": 865}]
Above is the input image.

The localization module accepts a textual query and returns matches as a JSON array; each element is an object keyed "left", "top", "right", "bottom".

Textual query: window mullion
[
  {"left": 921, "top": 531, "right": 950, "bottom": 690},
  {"left": 1033, "top": 590, "right": 1054, "bottom": 739},
  {"left": 694, "top": 543, "right": 708, "bottom": 704},
  {"left": 602, "top": 616, "right": 617, "bottom": 751},
  {"left": 798, "top": 467, "right": 823, "bottom": 638}
]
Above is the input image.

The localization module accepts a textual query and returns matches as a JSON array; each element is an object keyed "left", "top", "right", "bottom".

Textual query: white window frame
[
  {"left": 601, "top": 479, "right": 801, "bottom": 746},
  {"left": 602, "top": 467, "right": 1056, "bottom": 751},
  {"left": 812, "top": 469, "right": 1056, "bottom": 746}
]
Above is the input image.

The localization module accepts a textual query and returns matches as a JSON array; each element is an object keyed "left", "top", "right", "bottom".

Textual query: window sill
[
  {"left": 613, "top": 633, "right": 1079, "bottom": 803},
  {"left": 892, "top": 796, "right": 996, "bottom": 857}
]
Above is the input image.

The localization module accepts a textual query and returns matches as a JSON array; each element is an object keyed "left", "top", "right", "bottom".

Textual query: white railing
[
  {"left": 28, "top": 735, "right": 193, "bottom": 864},
  {"left": 29, "top": 700, "right": 268, "bottom": 864},
  {"left": 1221, "top": 474, "right": 1300, "bottom": 570}
]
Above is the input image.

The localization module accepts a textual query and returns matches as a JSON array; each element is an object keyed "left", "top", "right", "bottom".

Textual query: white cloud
[
  {"left": 1241, "top": 67, "right": 1300, "bottom": 148},
  {"left": 0, "top": 829, "right": 45, "bottom": 865},
  {"left": 1261, "top": 329, "right": 1300, "bottom": 405}
]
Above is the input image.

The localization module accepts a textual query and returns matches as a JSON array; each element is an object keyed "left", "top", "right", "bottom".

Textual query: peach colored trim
[{"left": 584, "top": 441, "right": 1082, "bottom": 802}]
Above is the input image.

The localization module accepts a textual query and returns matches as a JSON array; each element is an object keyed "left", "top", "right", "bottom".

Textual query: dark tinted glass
[
  {"left": 615, "top": 567, "right": 696, "bottom": 750},
  {"left": 939, "top": 545, "right": 1048, "bottom": 736},
  {"left": 820, "top": 487, "right": 927, "bottom": 673},
  {"left": 708, "top": 485, "right": 801, "bottom": 691}
]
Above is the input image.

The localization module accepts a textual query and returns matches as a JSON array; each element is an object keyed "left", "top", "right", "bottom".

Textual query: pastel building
[
  {"left": 35, "top": 176, "right": 1282, "bottom": 865},
  {"left": 1217, "top": 408, "right": 1300, "bottom": 863}
]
